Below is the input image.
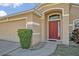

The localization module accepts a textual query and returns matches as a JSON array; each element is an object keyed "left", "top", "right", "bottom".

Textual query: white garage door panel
[{"left": 0, "top": 20, "right": 26, "bottom": 42}]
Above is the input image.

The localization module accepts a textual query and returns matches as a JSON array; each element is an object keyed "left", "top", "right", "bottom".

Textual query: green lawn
[{"left": 51, "top": 44, "right": 79, "bottom": 56}]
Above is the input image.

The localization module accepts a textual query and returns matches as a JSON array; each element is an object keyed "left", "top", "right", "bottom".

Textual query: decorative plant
[
  {"left": 17, "top": 29, "right": 33, "bottom": 49},
  {"left": 71, "top": 28, "right": 79, "bottom": 43}
]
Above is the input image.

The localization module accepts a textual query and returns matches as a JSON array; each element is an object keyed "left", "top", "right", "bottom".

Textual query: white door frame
[{"left": 47, "top": 13, "right": 61, "bottom": 41}]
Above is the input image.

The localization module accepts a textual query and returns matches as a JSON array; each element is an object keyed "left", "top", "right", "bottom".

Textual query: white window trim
[{"left": 47, "top": 13, "right": 61, "bottom": 21}]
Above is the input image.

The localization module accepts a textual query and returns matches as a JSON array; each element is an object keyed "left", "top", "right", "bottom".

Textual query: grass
[{"left": 51, "top": 44, "right": 79, "bottom": 56}]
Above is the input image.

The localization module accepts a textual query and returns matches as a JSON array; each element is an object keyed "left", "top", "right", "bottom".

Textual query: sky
[{"left": 0, "top": 3, "right": 38, "bottom": 17}]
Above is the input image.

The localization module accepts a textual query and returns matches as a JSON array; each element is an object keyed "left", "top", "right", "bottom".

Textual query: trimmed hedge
[{"left": 17, "top": 29, "right": 33, "bottom": 49}]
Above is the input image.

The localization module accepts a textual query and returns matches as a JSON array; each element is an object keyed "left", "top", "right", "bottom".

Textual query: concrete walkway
[
  {"left": 0, "top": 40, "right": 20, "bottom": 56},
  {"left": 7, "top": 41, "right": 57, "bottom": 56}
]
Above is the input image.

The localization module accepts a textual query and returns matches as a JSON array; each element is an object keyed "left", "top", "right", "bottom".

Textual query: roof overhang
[{"left": 0, "top": 9, "right": 34, "bottom": 20}]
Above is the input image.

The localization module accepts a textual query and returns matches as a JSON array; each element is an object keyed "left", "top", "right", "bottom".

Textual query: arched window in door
[{"left": 49, "top": 14, "right": 60, "bottom": 21}]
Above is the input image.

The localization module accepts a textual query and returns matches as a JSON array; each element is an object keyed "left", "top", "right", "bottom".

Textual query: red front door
[{"left": 49, "top": 21, "right": 59, "bottom": 40}]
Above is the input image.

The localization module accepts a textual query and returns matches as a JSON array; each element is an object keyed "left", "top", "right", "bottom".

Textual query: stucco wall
[
  {"left": 37, "top": 3, "right": 70, "bottom": 45},
  {"left": 37, "top": 3, "right": 69, "bottom": 14},
  {"left": 31, "top": 13, "right": 42, "bottom": 46},
  {"left": 69, "top": 5, "right": 79, "bottom": 35},
  {"left": 70, "top": 5, "right": 79, "bottom": 24}
]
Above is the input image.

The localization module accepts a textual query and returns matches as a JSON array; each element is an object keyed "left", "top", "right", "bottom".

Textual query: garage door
[{"left": 0, "top": 19, "right": 26, "bottom": 42}]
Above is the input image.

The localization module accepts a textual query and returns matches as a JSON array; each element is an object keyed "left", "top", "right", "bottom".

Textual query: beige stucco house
[{"left": 0, "top": 3, "right": 79, "bottom": 47}]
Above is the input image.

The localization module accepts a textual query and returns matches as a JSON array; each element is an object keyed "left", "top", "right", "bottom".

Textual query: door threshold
[
  {"left": 48, "top": 39, "right": 61, "bottom": 41},
  {"left": 48, "top": 39, "right": 57, "bottom": 41}
]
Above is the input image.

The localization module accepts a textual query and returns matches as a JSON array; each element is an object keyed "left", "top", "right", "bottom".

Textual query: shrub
[
  {"left": 71, "top": 28, "right": 79, "bottom": 43},
  {"left": 17, "top": 29, "right": 33, "bottom": 49}
]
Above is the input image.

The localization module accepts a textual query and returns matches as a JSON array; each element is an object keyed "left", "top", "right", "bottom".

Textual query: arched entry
[
  {"left": 44, "top": 9, "right": 62, "bottom": 41},
  {"left": 37, "top": 4, "right": 69, "bottom": 44}
]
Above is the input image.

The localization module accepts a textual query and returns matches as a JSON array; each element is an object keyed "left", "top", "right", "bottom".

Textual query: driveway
[
  {"left": 0, "top": 40, "right": 57, "bottom": 56},
  {"left": 0, "top": 40, "right": 20, "bottom": 56},
  {"left": 7, "top": 41, "right": 57, "bottom": 56}
]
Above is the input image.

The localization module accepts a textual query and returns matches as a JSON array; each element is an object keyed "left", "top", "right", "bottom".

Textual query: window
[
  {"left": 49, "top": 14, "right": 60, "bottom": 20},
  {"left": 74, "top": 19, "right": 79, "bottom": 29}
]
